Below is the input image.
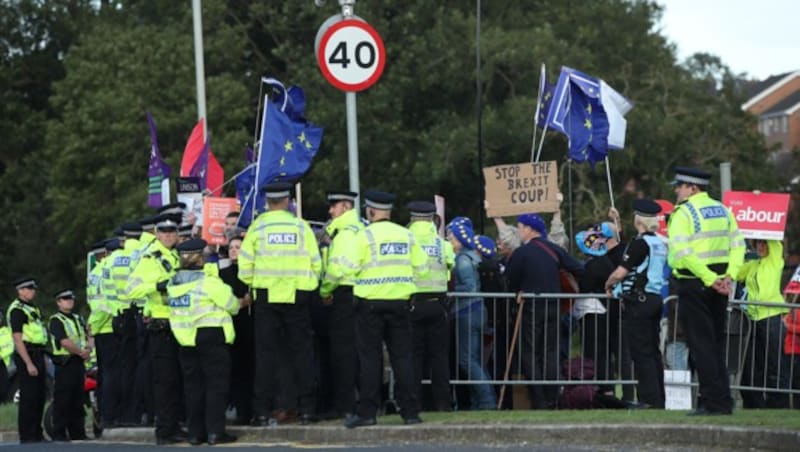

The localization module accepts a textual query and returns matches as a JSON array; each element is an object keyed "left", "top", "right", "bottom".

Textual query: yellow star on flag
[
  {"left": 586, "top": 104, "right": 592, "bottom": 114},
  {"left": 304, "top": 140, "right": 312, "bottom": 150},
  {"left": 298, "top": 132, "right": 307, "bottom": 143},
  {"left": 279, "top": 156, "right": 286, "bottom": 166},
  {"left": 284, "top": 140, "right": 293, "bottom": 152},
  {"left": 584, "top": 118, "right": 592, "bottom": 129}
]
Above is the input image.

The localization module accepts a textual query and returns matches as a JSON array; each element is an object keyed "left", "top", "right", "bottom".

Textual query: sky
[{"left": 657, "top": 0, "right": 799, "bottom": 80}]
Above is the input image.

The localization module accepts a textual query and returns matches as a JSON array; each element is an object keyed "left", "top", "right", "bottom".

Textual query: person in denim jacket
[{"left": 448, "top": 220, "right": 496, "bottom": 410}]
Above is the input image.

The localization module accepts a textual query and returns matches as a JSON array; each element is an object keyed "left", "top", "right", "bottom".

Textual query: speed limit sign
[{"left": 317, "top": 19, "right": 386, "bottom": 92}]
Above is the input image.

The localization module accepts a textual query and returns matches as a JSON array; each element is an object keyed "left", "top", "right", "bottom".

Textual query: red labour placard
[{"left": 722, "top": 191, "right": 789, "bottom": 241}]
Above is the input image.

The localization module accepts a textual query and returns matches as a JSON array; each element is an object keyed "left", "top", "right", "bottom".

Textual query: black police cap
[
  {"left": 13, "top": 277, "right": 37, "bottom": 290},
  {"left": 138, "top": 215, "right": 160, "bottom": 230},
  {"left": 672, "top": 166, "right": 711, "bottom": 186},
  {"left": 178, "top": 224, "right": 193, "bottom": 237},
  {"left": 633, "top": 199, "right": 662, "bottom": 217},
  {"left": 89, "top": 240, "right": 107, "bottom": 254},
  {"left": 176, "top": 238, "right": 207, "bottom": 253},
  {"left": 407, "top": 201, "right": 436, "bottom": 217},
  {"left": 121, "top": 222, "right": 143, "bottom": 237},
  {"left": 262, "top": 182, "right": 293, "bottom": 199},
  {"left": 326, "top": 190, "right": 358, "bottom": 205},
  {"left": 53, "top": 289, "right": 75, "bottom": 300},
  {"left": 157, "top": 202, "right": 187, "bottom": 216},
  {"left": 363, "top": 189, "right": 396, "bottom": 210},
  {"left": 104, "top": 238, "right": 122, "bottom": 252}
]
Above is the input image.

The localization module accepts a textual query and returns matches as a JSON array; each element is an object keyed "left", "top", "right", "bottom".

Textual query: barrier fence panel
[{"left": 412, "top": 292, "right": 800, "bottom": 410}]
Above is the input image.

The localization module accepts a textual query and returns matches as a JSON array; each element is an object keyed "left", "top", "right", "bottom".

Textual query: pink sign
[{"left": 722, "top": 191, "right": 790, "bottom": 240}]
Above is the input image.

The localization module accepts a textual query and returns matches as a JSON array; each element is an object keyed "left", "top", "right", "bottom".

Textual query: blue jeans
[{"left": 456, "top": 302, "right": 496, "bottom": 410}]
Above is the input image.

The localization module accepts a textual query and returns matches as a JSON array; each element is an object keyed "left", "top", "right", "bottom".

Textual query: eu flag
[
  {"left": 257, "top": 93, "right": 323, "bottom": 186},
  {"left": 544, "top": 67, "right": 632, "bottom": 166},
  {"left": 536, "top": 81, "right": 556, "bottom": 129}
]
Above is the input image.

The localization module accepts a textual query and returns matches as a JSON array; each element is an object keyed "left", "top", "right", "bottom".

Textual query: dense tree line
[{"left": 0, "top": 0, "right": 783, "bottom": 309}]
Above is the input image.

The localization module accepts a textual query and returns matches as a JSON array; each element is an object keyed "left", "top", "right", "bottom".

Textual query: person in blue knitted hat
[
  {"left": 446, "top": 222, "right": 496, "bottom": 409},
  {"left": 475, "top": 235, "right": 497, "bottom": 260}
]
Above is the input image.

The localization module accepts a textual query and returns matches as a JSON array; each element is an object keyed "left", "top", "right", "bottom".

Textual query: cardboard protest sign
[
  {"left": 177, "top": 177, "right": 204, "bottom": 226},
  {"left": 483, "top": 161, "right": 559, "bottom": 217},
  {"left": 201, "top": 197, "right": 239, "bottom": 245},
  {"left": 722, "top": 191, "right": 790, "bottom": 240}
]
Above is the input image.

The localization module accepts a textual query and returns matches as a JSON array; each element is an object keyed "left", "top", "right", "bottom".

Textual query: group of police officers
[{"left": 2, "top": 165, "right": 746, "bottom": 444}]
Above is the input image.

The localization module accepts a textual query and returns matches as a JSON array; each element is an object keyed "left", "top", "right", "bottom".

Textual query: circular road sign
[{"left": 317, "top": 19, "right": 385, "bottom": 92}]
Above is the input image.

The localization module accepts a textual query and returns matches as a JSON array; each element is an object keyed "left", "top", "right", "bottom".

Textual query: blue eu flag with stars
[
  {"left": 536, "top": 81, "right": 556, "bottom": 129},
  {"left": 258, "top": 99, "right": 323, "bottom": 185}
]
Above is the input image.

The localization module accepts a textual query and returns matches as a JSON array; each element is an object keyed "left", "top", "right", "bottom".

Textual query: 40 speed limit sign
[{"left": 317, "top": 19, "right": 386, "bottom": 92}]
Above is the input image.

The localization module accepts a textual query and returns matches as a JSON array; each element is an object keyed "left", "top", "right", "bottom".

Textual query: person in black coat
[{"left": 217, "top": 235, "right": 254, "bottom": 425}]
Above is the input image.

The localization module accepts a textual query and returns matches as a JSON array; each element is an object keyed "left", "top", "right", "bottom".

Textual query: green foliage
[{"left": 0, "top": 0, "right": 781, "bottom": 304}]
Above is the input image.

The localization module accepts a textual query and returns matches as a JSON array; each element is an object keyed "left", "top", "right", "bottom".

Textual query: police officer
[
  {"left": 8, "top": 277, "right": 48, "bottom": 443},
  {"left": 178, "top": 224, "right": 193, "bottom": 243},
  {"left": 0, "top": 292, "right": 14, "bottom": 401},
  {"left": 167, "top": 239, "right": 239, "bottom": 445},
  {"left": 125, "top": 217, "right": 185, "bottom": 443},
  {"left": 604, "top": 199, "right": 667, "bottom": 408},
  {"left": 319, "top": 190, "right": 363, "bottom": 418},
  {"left": 238, "top": 182, "right": 322, "bottom": 426},
  {"left": 49, "top": 289, "right": 91, "bottom": 441},
  {"left": 667, "top": 167, "right": 744, "bottom": 415},
  {"left": 407, "top": 200, "right": 454, "bottom": 412},
  {"left": 343, "top": 190, "right": 429, "bottom": 428},
  {"left": 112, "top": 221, "right": 146, "bottom": 426}
]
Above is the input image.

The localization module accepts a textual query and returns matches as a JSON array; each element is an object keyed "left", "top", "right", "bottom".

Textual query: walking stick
[{"left": 497, "top": 292, "right": 525, "bottom": 409}]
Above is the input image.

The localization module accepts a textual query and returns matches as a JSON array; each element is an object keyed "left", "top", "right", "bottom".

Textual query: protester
[
  {"left": 218, "top": 234, "right": 254, "bottom": 424},
  {"left": 736, "top": 238, "right": 790, "bottom": 408},
  {"left": 449, "top": 221, "right": 496, "bottom": 410},
  {"left": 506, "top": 213, "right": 584, "bottom": 409},
  {"left": 783, "top": 296, "right": 800, "bottom": 407}
]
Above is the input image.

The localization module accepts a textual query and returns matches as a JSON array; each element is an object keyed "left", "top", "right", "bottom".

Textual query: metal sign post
[{"left": 315, "top": 1, "right": 385, "bottom": 214}]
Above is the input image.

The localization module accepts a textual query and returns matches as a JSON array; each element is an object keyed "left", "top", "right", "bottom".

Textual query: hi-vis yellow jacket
[{"left": 320, "top": 209, "right": 364, "bottom": 298}]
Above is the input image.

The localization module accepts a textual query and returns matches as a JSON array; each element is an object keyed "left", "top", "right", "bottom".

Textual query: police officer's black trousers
[
  {"left": 0, "top": 359, "right": 8, "bottom": 402},
  {"left": 677, "top": 279, "right": 733, "bottom": 413},
  {"left": 179, "top": 328, "right": 231, "bottom": 439},
  {"left": 354, "top": 299, "right": 419, "bottom": 419},
  {"left": 520, "top": 299, "right": 560, "bottom": 409},
  {"left": 411, "top": 296, "right": 451, "bottom": 411},
  {"left": 113, "top": 308, "right": 140, "bottom": 424},
  {"left": 230, "top": 307, "right": 254, "bottom": 422},
  {"left": 53, "top": 356, "right": 86, "bottom": 439},
  {"left": 622, "top": 293, "right": 665, "bottom": 408},
  {"left": 148, "top": 326, "right": 183, "bottom": 438},
  {"left": 95, "top": 332, "right": 122, "bottom": 424},
  {"left": 253, "top": 290, "right": 316, "bottom": 417},
  {"left": 14, "top": 350, "right": 46, "bottom": 442},
  {"left": 329, "top": 286, "right": 357, "bottom": 415}
]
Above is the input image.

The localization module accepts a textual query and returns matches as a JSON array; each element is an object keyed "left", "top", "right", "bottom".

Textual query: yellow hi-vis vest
[
  {"left": 125, "top": 239, "right": 179, "bottom": 319},
  {"left": 6, "top": 299, "right": 48, "bottom": 345},
  {"left": 736, "top": 240, "right": 789, "bottom": 321},
  {"left": 320, "top": 209, "right": 364, "bottom": 298},
  {"left": 0, "top": 313, "right": 14, "bottom": 366},
  {"left": 345, "top": 219, "right": 430, "bottom": 300},
  {"left": 87, "top": 260, "right": 114, "bottom": 335},
  {"left": 50, "top": 312, "right": 87, "bottom": 356},
  {"left": 238, "top": 209, "right": 322, "bottom": 303},
  {"left": 667, "top": 191, "right": 745, "bottom": 287},
  {"left": 409, "top": 220, "right": 454, "bottom": 293},
  {"left": 166, "top": 270, "right": 239, "bottom": 347},
  {"left": 112, "top": 239, "right": 144, "bottom": 308}
]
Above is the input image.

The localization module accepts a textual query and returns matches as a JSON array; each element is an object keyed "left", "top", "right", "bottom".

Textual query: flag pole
[
  {"left": 253, "top": 94, "right": 269, "bottom": 225},
  {"left": 568, "top": 158, "right": 574, "bottom": 253},
  {"left": 534, "top": 123, "right": 549, "bottom": 163},
  {"left": 530, "top": 63, "right": 545, "bottom": 162},
  {"left": 604, "top": 156, "right": 621, "bottom": 241},
  {"left": 237, "top": 186, "right": 255, "bottom": 226},
  {"left": 294, "top": 183, "right": 303, "bottom": 219},
  {"left": 204, "top": 163, "right": 255, "bottom": 196}
]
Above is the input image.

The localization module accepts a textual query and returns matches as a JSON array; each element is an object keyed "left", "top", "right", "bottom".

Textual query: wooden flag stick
[
  {"left": 604, "top": 156, "right": 620, "bottom": 241},
  {"left": 497, "top": 292, "right": 525, "bottom": 410}
]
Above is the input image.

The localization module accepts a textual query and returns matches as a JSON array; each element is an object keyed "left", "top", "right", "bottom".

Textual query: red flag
[
  {"left": 181, "top": 119, "right": 205, "bottom": 177},
  {"left": 180, "top": 118, "right": 224, "bottom": 196}
]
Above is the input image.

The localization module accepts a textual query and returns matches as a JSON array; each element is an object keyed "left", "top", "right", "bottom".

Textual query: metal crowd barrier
[{"left": 413, "top": 291, "right": 800, "bottom": 409}]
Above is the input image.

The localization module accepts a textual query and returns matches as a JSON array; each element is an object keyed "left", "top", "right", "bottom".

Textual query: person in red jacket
[{"left": 783, "top": 302, "right": 800, "bottom": 407}]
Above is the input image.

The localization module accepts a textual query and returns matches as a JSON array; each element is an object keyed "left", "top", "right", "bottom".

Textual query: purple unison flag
[
  {"left": 189, "top": 139, "right": 210, "bottom": 191},
  {"left": 147, "top": 112, "right": 171, "bottom": 208}
]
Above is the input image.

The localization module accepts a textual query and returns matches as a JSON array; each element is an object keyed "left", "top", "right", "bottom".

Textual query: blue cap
[
  {"left": 575, "top": 223, "right": 614, "bottom": 257},
  {"left": 517, "top": 213, "right": 547, "bottom": 239},
  {"left": 475, "top": 235, "right": 497, "bottom": 259},
  {"left": 671, "top": 166, "right": 711, "bottom": 186},
  {"left": 363, "top": 189, "right": 396, "bottom": 210},
  {"left": 176, "top": 238, "right": 207, "bottom": 253}
]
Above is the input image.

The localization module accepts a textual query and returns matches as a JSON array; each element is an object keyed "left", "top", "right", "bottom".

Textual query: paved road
[{"left": 0, "top": 441, "right": 715, "bottom": 451}]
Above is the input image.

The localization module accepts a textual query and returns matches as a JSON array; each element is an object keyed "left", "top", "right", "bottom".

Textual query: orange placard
[{"left": 201, "top": 197, "right": 239, "bottom": 245}]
